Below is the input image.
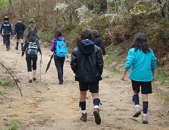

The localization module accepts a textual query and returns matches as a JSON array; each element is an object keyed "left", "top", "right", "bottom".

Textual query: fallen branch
[{"left": 0, "top": 62, "right": 23, "bottom": 97}]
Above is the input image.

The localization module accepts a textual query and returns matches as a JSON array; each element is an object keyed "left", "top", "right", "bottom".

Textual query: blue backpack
[{"left": 55, "top": 40, "right": 68, "bottom": 57}]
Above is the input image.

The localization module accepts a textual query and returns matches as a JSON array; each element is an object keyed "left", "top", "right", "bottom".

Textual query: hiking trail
[{"left": 0, "top": 37, "right": 169, "bottom": 130}]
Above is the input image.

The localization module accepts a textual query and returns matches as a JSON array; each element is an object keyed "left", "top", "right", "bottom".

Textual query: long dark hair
[
  {"left": 54, "top": 29, "right": 62, "bottom": 39},
  {"left": 26, "top": 30, "right": 37, "bottom": 42},
  {"left": 131, "top": 33, "right": 150, "bottom": 53}
]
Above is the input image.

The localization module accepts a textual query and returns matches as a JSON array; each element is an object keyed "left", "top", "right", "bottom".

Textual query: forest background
[{"left": 0, "top": 0, "right": 169, "bottom": 96}]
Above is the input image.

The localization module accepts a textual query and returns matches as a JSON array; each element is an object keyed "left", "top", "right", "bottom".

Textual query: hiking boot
[
  {"left": 133, "top": 108, "right": 141, "bottom": 117},
  {"left": 93, "top": 108, "right": 101, "bottom": 125},
  {"left": 80, "top": 113, "right": 87, "bottom": 122},
  {"left": 142, "top": 115, "right": 148, "bottom": 124}
]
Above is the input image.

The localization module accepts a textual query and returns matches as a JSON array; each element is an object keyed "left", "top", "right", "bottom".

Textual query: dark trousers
[
  {"left": 3, "top": 35, "right": 10, "bottom": 49},
  {"left": 26, "top": 55, "right": 37, "bottom": 71},
  {"left": 54, "top": 56, "right": 65, "bottom": 83}
]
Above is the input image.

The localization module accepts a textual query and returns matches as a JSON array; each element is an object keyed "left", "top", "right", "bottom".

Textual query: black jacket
[
  {"left": 93, "top": 35, "right": 106, "bottom": 55},
  {"left": 14, "top": 21, "right": 25, "bottom": 34},
  {"left": 70, "top": 39, "right": 104, "bottom": 82}
]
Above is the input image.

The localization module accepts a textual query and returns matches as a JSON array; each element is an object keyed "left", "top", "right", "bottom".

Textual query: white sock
[
  {"left": 135, "top": 105, "right": 140, "bottom": 109},
  {"left": 82, "top": 110, "right": 86, "bottom": 114},
  {"left": 94, "top": 105, "right": 99, "bottom": 109},
  {"left": 143, "top": 113, "right": 147, "bottom": 117}
]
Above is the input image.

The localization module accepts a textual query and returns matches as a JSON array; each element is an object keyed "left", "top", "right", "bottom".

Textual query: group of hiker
[
  {"left": 0, "top": 15, "right": 157, "bottom": 125},
  {"left": 0, "top": 16, "right": 41, "bottom": 83}
]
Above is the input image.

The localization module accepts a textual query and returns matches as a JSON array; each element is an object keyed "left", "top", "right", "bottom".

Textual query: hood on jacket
[
  {"left": 78, "top": 39, "right": 95, "bottom": 55},
  {"left": 57, "top": 36, "right": 64, "bottom": 41}
]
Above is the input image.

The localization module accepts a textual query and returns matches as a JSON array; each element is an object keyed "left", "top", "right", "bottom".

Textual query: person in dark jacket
[
  {"left": 0, "top": 16, "right": 13, "bottom": 51},
  {"left": 70, "top": 29, "right": 104, "bottom": 125},
  {"left": 50, "top": 29, "right": 66, "bottom": 84},
  {"left": 14, "top": 18, "right": 25, "bottom": 50},
  {"left": 92, "top": 30, "right": 106, "bottom": 57},
  {"left": 28, "top": 18, "right": 38, "bottom": 39},
  {"left": 22, "top": 30, "right": 42, "bottom": 83}
]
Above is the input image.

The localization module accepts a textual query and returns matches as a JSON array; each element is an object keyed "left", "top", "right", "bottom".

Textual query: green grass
[
  {"left": 9, "top": 114, "right": 18, "bottom": 117},
  {"left": 0, "top": 77, "right": 15, "bottom": 88},
  {"left": 0, "top": 90, "right": 4, "bottom": 95},
  {"left": 0, "top": 99, "right": 4, "bottom": 104},
  {"left": 8, "top": 120, "right": 20, "bottom": 130},
  {"left": 155, "top": 67, "right": 169, "bottom": 85},
  {"left": 8, "top": 105, "right": 12, "bottom": 108}
]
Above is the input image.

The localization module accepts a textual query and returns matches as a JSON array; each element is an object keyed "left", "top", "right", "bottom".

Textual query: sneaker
[
  {"left": 28, "top": 79, "right": 32, "bottom": 83},
  {"left": 133, "top": 109, "right": 141, "bottom": 117},
  {"left": 142, "top": 115, "right": 148, "bottom": 124},
  {"left": 80, "top": 113, "right": 87, "bottom": 122},
  {"left": 33, "top": 78, "right": 36, "bottom": 81},
  {"left": 15, "top": 46, "right": 18, "bottom": 50},
  {"left": 93, "top": 108, "right": 101, "bottom": 125}
]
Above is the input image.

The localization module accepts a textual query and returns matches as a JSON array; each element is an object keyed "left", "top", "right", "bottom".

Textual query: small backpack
[
  {"left": 27, "top": 40, "right": 38, "bottom": 56},
  {"left": 29, "top": 24, "right": 36, "bottom": 32},
  {"left": 55, "top": 40, "right": 68, "bottom": 57}
]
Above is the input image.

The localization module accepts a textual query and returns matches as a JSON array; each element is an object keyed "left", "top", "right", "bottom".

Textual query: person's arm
[
  {"left": 99, "top": 38, "right": 106, "bottom": 56},
  {"left": 35, "top": 24, "right": 37, "bottom": 33},
  {"left": 22, "top": 40, "right": 28, "bottom": 56},
  {"left": 96, "top": 47, "right": 104, "bottom": 75},
  {"left": 0, "top": 24, "right": 3, "bottom": 36},
  {"left": 50, "top": 40, "right": 56, "bottom": 52},
  {"left": 37, "top": 40, "right": 42, "bottom": 54},
  {"left": 121, "top": 68, "right": 128, "bottom": 81},
  {"left": 70, "top": 47, "right": 78, "bottom": 74},
  {"left": 23, "top": 23, "right": 26, "bottom": 32},
  {"left": 121, "top": 49, "right": 134, "bottom": 81}
]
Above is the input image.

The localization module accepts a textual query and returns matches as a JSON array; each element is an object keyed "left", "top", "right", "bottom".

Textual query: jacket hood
[
  {"left": 57, "top": 36, "right": 64, "bottom": 41},
  {"left": 78, "top": 39, "right": 95, "bottom": 55}
]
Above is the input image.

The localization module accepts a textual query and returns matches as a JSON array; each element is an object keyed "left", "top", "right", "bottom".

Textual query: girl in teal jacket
[{"left": 121, "top": 33, "right": 157, "bottom": 124}]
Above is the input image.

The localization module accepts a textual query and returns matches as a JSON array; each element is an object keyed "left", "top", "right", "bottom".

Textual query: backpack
[
  {"left": 55, "top": 40, "right": 68, "bottom": 57},
  {"left": 27, "top": 40, "right": 38, "bottom": 56},
  {"left": 29, "top": 24, "right": 36, "bottom": 31}
]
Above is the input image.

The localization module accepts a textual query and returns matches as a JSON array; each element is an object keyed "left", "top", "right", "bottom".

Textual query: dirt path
[{"left": 0, "top": 37, "right": 169, "bottom": 130}]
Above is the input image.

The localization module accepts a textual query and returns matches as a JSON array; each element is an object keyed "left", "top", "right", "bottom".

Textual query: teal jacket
[{"left": 125, "top": 48, "right": 157, "bottom": 82}]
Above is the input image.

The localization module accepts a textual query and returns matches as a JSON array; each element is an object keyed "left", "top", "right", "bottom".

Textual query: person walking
[
  {"left": 22, "top": 30, "right": 42, "bottom": 83},
  {"left": 0, "top": 16, "right": 13, "bottom": 51},
  {"left": 14, "top": 18, "right": 25, "bottom": 50},
  {"left": 50, "top": 29, "right": 66, "bottom": 84},
  {"left": 28, "top": 18, "right": 38, "bottom": 39},
  {"left": 121, "top": 33, "right": 157, "bottom": 124},
  {"left": 70, "top": 29, "right": 104, "bottom": 125},
  {"left": 92, "top": 30, "right": 106, "bottom": 58}
]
